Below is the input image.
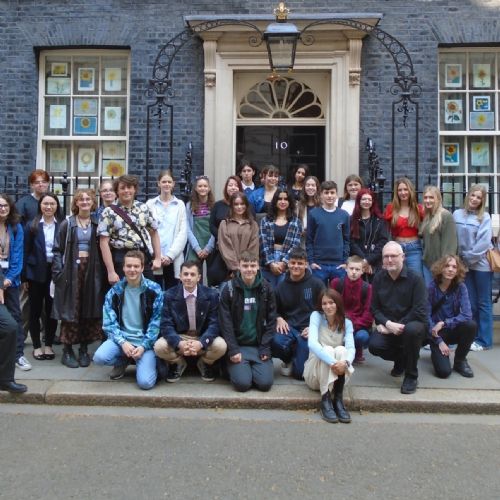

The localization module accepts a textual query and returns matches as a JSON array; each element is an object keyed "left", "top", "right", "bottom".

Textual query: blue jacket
[
  {"left": 23, "top": 220, "right": 60, "bottom": 283},
  {"left": 103, "top": 276, "right": 163, "bottom": 350},
  {"left": 249, "top": 187, "right": 266, "bottom": 213},
  {"left": 160, "top": 283, "right": 220, "bottom": 351},
  {"left": 3, "top": 223, "right": 23, "bottom": 287},
  {"left": 427, "top": 280, "right": 473, "bottom": 344}
]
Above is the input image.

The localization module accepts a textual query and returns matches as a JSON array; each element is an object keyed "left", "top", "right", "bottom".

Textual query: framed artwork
[
  {"left": 473, "top": 64, "right": 491, "bottom": 88},
  {"left": 104, "top": 68, "right": 122, "bottom": 91},
  {"left": 49, "top": 105, "right": 67, "bottom": 129},
  {"left": 444, "top": 99, "right": 463, "bottom": 124},
  {"left": 102, "top": 141, "right": 126, "bottom": 159},
  {"left": 472, "top": 96, "right": 490, "bottom": 111},
  {"left": 445, "top": 64, "right": 462, "bottom": 88},
  {"left": 470, "top": 111, "right": 494, "bottom": 130},
  {"left": 470, "top": 142, "right": 490, "bottom": 167},
  {"left": 78, "top": 148, "right": 96, "bottom": 173},
  {"left": 74, "top": 116, "right": 97, "bottom": 135},
  {"left": 47, "top": 77, "right": 70, "bottom": 95},
  {"left": 74, "top": 98, "right": 98, "bottom": 116},
  {"left": 104, "top": 107, "right": 121, "bottom": 131},
  {"left": 49, "top": 148, "right": 68, "bottom": 172},
  {"left": 78, "top": 67, "right": 95, "bottom": 91},
  {"left": 51, "top": 62, "right": 68, "bottom": 76},
  {"left": 442, "top": 142, "right": 460, "bottom": 166},
  {"left": 103, "top": 159, "right": 126, "bottom": 177}
]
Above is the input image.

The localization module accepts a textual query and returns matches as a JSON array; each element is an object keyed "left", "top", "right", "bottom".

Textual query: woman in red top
[{"left": 384, "top": 177, "right": 424, "bottom": 275}]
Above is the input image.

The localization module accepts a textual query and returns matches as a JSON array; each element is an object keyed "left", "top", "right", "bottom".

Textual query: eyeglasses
[
  {"left": 33, "top": 181, "right": 49, "bottom": 185},
  {"left": 382, "top": 254, "right": 403, "bottom": 260},
  {"left": 0, "top": 204, "right": 9, "bottom": 209}
]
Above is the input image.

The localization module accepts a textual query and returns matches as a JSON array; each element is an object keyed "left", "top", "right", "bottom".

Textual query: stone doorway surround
[{"left": 185, "top": 13, "right": 382, "bottom": 196}]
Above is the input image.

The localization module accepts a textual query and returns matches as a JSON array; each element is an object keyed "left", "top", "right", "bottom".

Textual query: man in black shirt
[{"left": 369, "top": 242, "right": 428, "bottom": 394}]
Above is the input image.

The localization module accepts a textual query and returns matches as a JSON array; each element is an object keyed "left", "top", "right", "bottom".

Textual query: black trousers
[
  {"left": 430, "top": 320, "right": 477, "bottom": 378},
  {"left": 0, "top": 304, "right": 17, "bottom": 383},
  {"left": 369, "top": 321, "right": 426, "bottom": 379},
  {"left": 28, "top": 267, "right": 58, "bottom": 349}
]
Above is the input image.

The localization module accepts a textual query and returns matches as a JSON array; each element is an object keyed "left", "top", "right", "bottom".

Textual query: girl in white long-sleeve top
[
  {"left": 453, "top": 184, "right": 493, "bottom": 350},
  {"left": 304, "top": 288, "right": 355, "bottom": 424}
]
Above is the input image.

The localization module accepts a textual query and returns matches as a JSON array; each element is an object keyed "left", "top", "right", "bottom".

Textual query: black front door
[{"left": 236, "top": 126, "right": 325, "bottom": 183}]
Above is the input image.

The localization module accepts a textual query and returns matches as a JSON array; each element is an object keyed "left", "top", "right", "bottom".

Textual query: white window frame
[
  {"left": 37, "top": 48, "right": 131, "bottom": 193},
  {"left": 438, "top": 47, "right": 500, "bottom": 214}
]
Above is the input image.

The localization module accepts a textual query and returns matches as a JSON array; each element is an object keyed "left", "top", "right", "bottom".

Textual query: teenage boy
[
  {"left": 306, "top": 180, "right": 350, "bottom": 284},
  {"left": 331, "top": 255, "right": 373, "bottom": 364},
  {"left": 93, "top": 251, "right": 163, "bottom": 390},
  {"left": 271, "top": 247, "right": 325, "bottom": 379},
  {"left": 218, "top": 251, "right": 276, "bottom": 392},
  {"left": 239, "top": 161, "right": 257, "bottom": 196},
  {"left": 98, "top": 175, "right": 161, "bottom": 284},
  {"left": 154, "top": 261, "right": 226, "bottom": 382}
]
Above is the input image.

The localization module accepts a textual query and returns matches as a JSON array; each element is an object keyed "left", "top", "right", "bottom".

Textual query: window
[
  {"left": 439, "top": 48, "right": 500, "bottom": 212},
  {"left": 37, "top": 49, "right": 130, "bottom": 194}
]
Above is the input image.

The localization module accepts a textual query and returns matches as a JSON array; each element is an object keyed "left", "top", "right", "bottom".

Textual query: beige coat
[{"left": 218, "top": 218, "right": 259, "bottom": 271}]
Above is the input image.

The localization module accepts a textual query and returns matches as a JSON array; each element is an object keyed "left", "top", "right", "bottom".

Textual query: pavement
[{"left": 3, "top": 340, "right": 500, "bottom": 414}]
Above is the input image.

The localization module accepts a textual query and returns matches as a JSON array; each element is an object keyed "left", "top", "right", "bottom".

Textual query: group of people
[{"left": 0, "top": 165, "right": 494, "bottom": 425}]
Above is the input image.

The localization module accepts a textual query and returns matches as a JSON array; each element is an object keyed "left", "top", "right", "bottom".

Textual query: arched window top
[{"left": 238, "top": 77, "right": 323, "bottom": 119}]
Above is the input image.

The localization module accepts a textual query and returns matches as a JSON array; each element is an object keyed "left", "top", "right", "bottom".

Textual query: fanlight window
[{"left": 239, "top": 77, "right": 323, "bottom": 119}]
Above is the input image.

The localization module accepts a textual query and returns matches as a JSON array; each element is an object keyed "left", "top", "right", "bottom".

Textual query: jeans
[
  {"left": 354, "top": 329, "right": 371, "bottom": 349},
  {"left": 430, "top": 320, "right": 477, "bottom": 378},
  {"left": 93, "top": 339, "right": 158, "bottom": 390},
  {"left": 3, "top": 286, "right": 25, "bottom": 360},
  {"left": 465, "top": 270, "right": 493, "bottom": 348},
  {"left": 312, "top": 264, "right": 346, "bottom": 286},
  {"left": 399, "top": 240, "right": 423, "bottom": 276},
  {"left": 261, "top": 268, "right": 286, "bottom": 288},
  {"left": 368, "top": 321, "right": 426, "bottom": 379},
  {"left": 271, "top": 326, "right": 309, "bottom": 379},
  {"left": 227, "top": 346, "right": 273, "bottom": 392},
  {"left": 422, "top": 264, "right": 433, "bottom": 288}
]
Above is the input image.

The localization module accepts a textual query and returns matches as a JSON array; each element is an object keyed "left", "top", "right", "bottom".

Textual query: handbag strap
[{"left": 109, "top": 204, "right": 152, "bottom": 256}]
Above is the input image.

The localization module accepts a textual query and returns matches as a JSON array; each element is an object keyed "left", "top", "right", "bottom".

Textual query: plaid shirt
[
  {"left": 97, "top": 200, "right": 157, "bottom": 253},
  {"left": 259, "top": 215, "right": 302, "bottom": 267}
]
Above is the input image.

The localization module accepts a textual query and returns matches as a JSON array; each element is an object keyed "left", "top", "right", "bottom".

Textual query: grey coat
[{"left": 51, "top": 215, "right": 105, "bottom": 322}]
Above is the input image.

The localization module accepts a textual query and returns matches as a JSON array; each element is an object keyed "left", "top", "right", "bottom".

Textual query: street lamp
[{"left": 263, "top": 2, "right": 300, "bottom": 72}]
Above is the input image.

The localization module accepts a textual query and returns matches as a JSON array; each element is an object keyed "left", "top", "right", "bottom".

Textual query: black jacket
[
  {"left": 350, "top": 215, "right": 389, "bottom": 269},
  {"left": 218, "top": 274, "right": 276, "bottom": 357}
]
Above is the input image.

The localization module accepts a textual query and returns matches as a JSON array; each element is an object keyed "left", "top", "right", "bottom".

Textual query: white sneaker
[
  {"left": 280, "top": 362, "right": 292, "bottom": 377},
  {"left": 469, "top": 341, "right": 484, "bottom": 352},
  {"left": 16, "top": 356, "right": 32, "bottom": 371}
]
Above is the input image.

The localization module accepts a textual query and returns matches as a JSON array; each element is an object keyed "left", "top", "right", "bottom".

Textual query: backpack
[{"left": 332, "top": 277, "right": 369, "bottom": 304}]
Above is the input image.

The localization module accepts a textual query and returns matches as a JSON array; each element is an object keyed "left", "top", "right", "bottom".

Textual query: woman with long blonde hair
[
  {"left": 419, "top": 185, "right": 457, "bottom": 286},
  {"left": 453, "top": 184, "right": 493, "bottom": 351},
  {"left": 383, "top": 177, "right": 424, "bottom": 274}
]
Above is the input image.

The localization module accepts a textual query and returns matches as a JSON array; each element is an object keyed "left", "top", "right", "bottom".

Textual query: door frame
[{"left": 199, "top": 26, "right": 366, "bottom": 197}]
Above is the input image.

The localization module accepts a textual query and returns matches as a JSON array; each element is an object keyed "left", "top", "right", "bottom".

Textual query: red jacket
[{"left": 330, "top": 277, "right": 373, "bottom": 331}]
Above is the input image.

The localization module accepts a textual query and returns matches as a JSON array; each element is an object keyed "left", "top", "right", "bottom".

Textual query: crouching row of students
[{"left": 92, "top": 244, "right": 477, "bottom": 425}]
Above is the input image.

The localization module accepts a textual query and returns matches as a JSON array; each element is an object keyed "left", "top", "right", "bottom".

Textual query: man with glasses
[{"left": 369, "top": 241, "right": 428, "bottom": 394}]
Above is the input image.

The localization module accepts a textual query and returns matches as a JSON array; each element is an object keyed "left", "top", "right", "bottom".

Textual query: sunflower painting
[
  {"left": 473, "top": 64, "right": 491, "bottom": 88},
  {"left": 442, "top": 142, "right": 460, "bottom": 166},
  {"left": 444, "top": 99, "right": 462, "bottom": 124},
  {"left": 445, "top": 64, "right": 462, "bottom": 88},
  {"left": 103, "top": 159, "right": 125, "bottom": 176}
]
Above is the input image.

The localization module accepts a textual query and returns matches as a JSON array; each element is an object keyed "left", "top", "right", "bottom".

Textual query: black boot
[
  {"left": 61, "top": 345, "right": 79, "bottom": 369},
  {"left": 78, "top": 343, "right": 91, "bottom": 368},
  {"left": 319, "top": 392, "right": 338, "bottom": 423},
  {"left": 333, "top": 375, "right": 351, "bottom": 423}
]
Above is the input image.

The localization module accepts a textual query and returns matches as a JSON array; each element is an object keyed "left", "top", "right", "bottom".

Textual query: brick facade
[{"left": 0, "top": 0, "right": 499, "bottom": 193}]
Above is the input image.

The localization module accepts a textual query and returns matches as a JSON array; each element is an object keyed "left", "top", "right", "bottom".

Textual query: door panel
[{"left": 236, "top": 126, "right": 325, "bottom": 182}]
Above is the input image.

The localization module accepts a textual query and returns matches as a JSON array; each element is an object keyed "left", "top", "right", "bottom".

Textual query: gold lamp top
[{"left": 274, "top": 2, "right": 290, "bottom": 22}]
